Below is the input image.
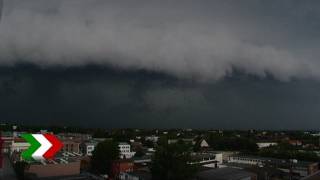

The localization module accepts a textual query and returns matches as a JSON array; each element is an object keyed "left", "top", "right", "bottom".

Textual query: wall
[{"left": 26, "top": 161, "right": 80, "bottom": 178}]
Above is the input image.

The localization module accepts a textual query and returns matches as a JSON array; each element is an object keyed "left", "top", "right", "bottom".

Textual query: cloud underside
[{"left": 0, "top": 0, "right": 320, "bottom": 81}]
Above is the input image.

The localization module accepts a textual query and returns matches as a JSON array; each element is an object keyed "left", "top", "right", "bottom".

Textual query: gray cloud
[
  {"left": 2, "top": 65, "right": 320, "bottom": 129},
  {"left": 0, "top": 0, "right": 320, "bottom": 81}
]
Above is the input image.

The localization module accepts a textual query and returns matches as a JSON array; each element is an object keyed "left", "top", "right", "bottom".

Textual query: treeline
[
  {"left": 206, "top": 134, "right": 258, "bottom": 153},
  {"left": 257, "top": 143, "right": 320, "bottom": 162}
]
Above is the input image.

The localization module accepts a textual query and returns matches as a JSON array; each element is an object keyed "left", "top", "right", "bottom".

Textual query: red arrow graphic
[{"left": 43, "top": 134, "right": 63, "bottom": 159}]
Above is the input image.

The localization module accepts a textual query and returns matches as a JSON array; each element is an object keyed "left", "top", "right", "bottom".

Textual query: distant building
[
  {"left": 196, "top": 167, "right": 257, "bottom": 180},
  {"left": 111, "top": 159, "right": 134, "bottom": 178},
  {"left": 119, "top": 143, "right": 135, "bottom": 159},
  {"left": 200, "top": 140, "right": 209, "bottom": 148},
  {"left": 58, "top": 133, "right": 92, "bottom": 141},
  {"left": 144, "top": 136, "right": 159, "bottom": 143},
  {"left": 80, "top": 141, "right": 98, "bottom": 156},
  {"left": 229, "top": 155, "right": 319, "bottom": 177},
  {"left": 1, "top": 133, "right": 14, "bottom": 153},
  {"left": 190, "top": 152, "right": 220, "bottom": 168},
  {"left": 10, "top": 138, "right": 30, "bottom": 158},
  {"left": 256, "top": 142, "right": 278, "bottom": 149},
  {"left": 288, "top": 140, "right": 302, "bottom": 146},
  {"left": 310, "top": 133, "right": 320, "bottom": 137},
  {"left": 119, "top": 170, "right": 152, "bottom": 180},
  {"left": 62, "top": 140, "right": 80, "bottom": 154}
]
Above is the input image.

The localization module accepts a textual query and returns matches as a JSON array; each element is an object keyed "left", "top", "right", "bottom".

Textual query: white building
[
  {"left": 80, "top": 141, "right": 98, "bottom": 156},
  {"left": 145, "top": 136, "right": 159, "bottom": 143},
  {"left": 229, "top": 156, "right": 264, "bottom": 166},
  {"left": 119, "top": 142, "right": 135, "bottom": 159},
  {"left": 11, "top": 139, "right": 30, "bottom": 154},
  {"left": 256, "top": 142, "right": 278, "bottom": 149},
  {"left": 200, "top": 140, "right": 209, "bottom": 148}
]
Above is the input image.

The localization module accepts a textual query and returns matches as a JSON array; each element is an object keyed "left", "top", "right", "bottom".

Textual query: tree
[
  {"left": 151, "top": 138, "right": 198, "bottom": 180},
  {"left": 91, "top": 140, "right": 120, "bottom": 174},
  {"left": 14, "top": 161, "right": 29, "bottom": 180},
  {"left": 207, "top": 134, "right": 258, "bottom": 153},
  {"left": 134, "top": 146, "right": 145, "bottom": 157}
]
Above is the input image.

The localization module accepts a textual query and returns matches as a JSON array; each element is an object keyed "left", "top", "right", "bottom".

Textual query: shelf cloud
[{"left": 0, "top": 0, "right": 320, "bottom": 81}]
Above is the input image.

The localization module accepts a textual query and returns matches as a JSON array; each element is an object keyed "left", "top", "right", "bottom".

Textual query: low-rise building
[
  {"left": 10, "top": 138, "right": 30, "bottom": 157},
  {"left": 62, "top": 140, "right": 80, "bottom": 154},
  {"left": 119, "top": 170, "right": 152, "bottom": 180},
  {"left": 229, "top": 155, "right": 319, "bottom": 177},
  {"left": 256, "top": 142, "right": 278, "bottom": 149},
  {"left": 200, "top": 140, "right": 209, "bottom": 148},
  {"left": 111, "top": 159, "right": 134, "bottom": 178},
  {"left": 190, "top": 152, "right": 221, "bottom": 167},
  {"left": 58, "top": 133, "right": 92, "bottom": 141},
  {"left": 144, "top": 136, "right": 159, "bottom": 143},
  {"left": 1, "top": 135, "right": 13, "bottom": 154},
  {"left": 119, "top": 143, "right": 135, "bottom": 159},
  {"left": 288, "top": 140, "right": 302, "bottom": 146},
  {"left": 80, "top": 141, "right": 98, "bottom": 156}
]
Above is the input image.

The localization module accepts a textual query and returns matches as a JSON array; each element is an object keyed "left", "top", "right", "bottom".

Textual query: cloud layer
[
  {"left": 0, "top": 0, "right": 320, "bottom": 81},
  {"left": 2, "top": 65, "right": 320, "bottom": 129}
]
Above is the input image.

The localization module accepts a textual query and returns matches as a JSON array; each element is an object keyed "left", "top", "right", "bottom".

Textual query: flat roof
[
  {"left": 231, "top": 155, "right": 316, "bottom": 166},
  {"left": 119, "top": 142, "right": 130, "bottom": 145},
  {"left": 197, "top": 167, "right": 255, "bottom": 180}
]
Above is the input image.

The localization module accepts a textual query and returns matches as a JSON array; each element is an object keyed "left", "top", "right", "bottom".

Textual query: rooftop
[
  {"left": 231, "top": 155, "right": 317, "bottom": 167},
  {"left": 196, "top": 167, "right": 256, "bottom": 180},
  {"left": 119, "top": 142, "right": 130, "bottom": 145}
]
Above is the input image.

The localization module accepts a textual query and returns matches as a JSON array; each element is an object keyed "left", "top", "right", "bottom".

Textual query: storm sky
[{"left": 0, "top": 0, "right": 320, "bottom": 129}]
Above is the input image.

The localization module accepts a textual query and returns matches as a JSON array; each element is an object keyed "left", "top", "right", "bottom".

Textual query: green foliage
[
  {"left": 151, "top": 137, "right": 198, "bottom": 180},
  {"left": 207, "top": 134, "right": 258, "bottom": 153},
  {"left": 91, "top": 140, "right": 120, "bottom": 174},
  {"left": 258, "top": 143, "right": 320, "bottom": 162},
  {"left": 92, "top": 129, "right": 109, "bottom": 138},
  {"left": 134, "top": 146, "right": 145, "bottom": 157}
]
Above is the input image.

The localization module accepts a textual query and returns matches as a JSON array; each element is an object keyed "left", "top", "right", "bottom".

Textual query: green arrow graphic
[{"left": 21, "top": 134, "right": 41, "bottom": 161}]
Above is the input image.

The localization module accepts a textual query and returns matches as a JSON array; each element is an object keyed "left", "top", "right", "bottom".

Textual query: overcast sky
[{"left": 0, "top": 0, "right": 320, "bottom": 129}]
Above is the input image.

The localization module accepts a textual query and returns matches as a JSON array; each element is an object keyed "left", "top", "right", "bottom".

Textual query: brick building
[
  {"left": 111, "top": 159, "right": 134, "bottom": 178},
  {"left": 62, "top": 140, "right": 80, "bottom": 153}
]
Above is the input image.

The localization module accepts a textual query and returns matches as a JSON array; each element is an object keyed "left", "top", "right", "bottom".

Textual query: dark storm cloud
[
  {"left": 2, "top": 1, "right": 320, "bottom": 129},
  {"left": 0, "top": 0, "right": 320, "bottom": 81},
  {"left": 1, "top": 64, "right": 320, "bottom": 129}
]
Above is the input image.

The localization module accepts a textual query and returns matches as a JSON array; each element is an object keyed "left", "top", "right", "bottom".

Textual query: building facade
[
  {"left": 119, "top": 143, "right": 135, "bottom": 159},
  {"left": 80, "top": 141, "right": 98, "bottom": 156},
  {"left": 62, "top": 140, "right": 80, "bottom": 153}
]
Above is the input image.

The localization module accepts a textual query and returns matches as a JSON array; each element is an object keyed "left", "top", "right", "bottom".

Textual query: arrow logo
[{"left": 21, "top": 134, "right": 63, "bottom": 161}]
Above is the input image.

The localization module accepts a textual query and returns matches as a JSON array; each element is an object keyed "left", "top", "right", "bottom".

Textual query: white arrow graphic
[{"left": 32, "top": 134, "right": 52, "bottom": 160}]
